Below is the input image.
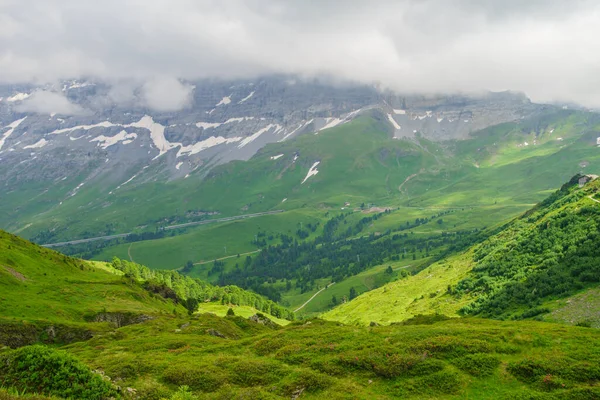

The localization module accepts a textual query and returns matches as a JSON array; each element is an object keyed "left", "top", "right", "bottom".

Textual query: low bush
[
  {"left": 0, "top": 345, "right": 118, "bottom": 400},
  {"left": 452, "top": 353, "right": 501, "bottom": 376},
  {"left": 162, "top": 365, "right": 224, "bottom": 392}
]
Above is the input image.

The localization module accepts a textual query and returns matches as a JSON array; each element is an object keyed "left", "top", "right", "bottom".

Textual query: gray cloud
[
  {"left": 1, "top": 0, "right": 600, "bottom": 106},
  {"left": 141, "top": 77, "right": 194, "bottom": 112},
  {"left": 15, "top": 91, "right": 85, "bottom": 115}
]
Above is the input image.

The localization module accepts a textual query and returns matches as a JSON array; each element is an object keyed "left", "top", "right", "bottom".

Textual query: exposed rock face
[
  {"left": 0, "top": 75, "right": 551, "bottom": 238},
  {"left": 87, "top": 312, "right": 153, "bottom": 328},
  {"left": 0, "top": 77, "right": 547, "bottom": 188},
  {"left": 249, "top": 313, "right": 279, "bottom": 329},
  {"left": 0, "top": 320, "right": 93, "bottom": 348}
]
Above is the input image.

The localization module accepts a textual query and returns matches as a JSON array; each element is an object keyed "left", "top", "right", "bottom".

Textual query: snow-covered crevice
[
  {"left": 50, "top": 121, "right": 118, "bottom": 135},
  {"left": 280, "top": 119, "right": 313, "bottom": 142},
  {"left": 393, "top": 109, "right": 406, "bottom": 115},
  {"left": 387, "top": 114, "right": 401, "bottom": 130},
  {"left": 90, "top": 131, "right": 137, "bottom": 149},
  {"left": 238, "top": 91, "right": 255, "bottom": 104},
  {"left": 196, "top": 122, "right": 223, "bottom": 130},
  {"left": 24, "top": 138, "right": 48, "bottom": 149},
  {"left": 0, "top": 117, "right": 27, "bottom": 151},
  {"left": 176, "top": 161, "right": 184, "bottom": 170},
  {"left": 128, "top": 115, "right": 176, "bottom": 160},
  {"left": 177, "top": 136, "right": 242, "bottom": 157},
  {"left": 238, "top": 124, "right": 281, "bottom": 148},
  {"left": 270, "top": 154, "right": 284, "bottom": 160},
  {"left": 6, "top": 93, "right": 30, "bottom": 102},
  {"left": 301, "top": 161, "right": 320, "bottom": 184},
  {"left": 216, "top": 96, "right": 231, "bottom": 106},
  {"left": 316, "top": 108, "right": 363, "bottom": 134},
  {"left": 318, "top": 118, "right": 343, "bottom": 133}
]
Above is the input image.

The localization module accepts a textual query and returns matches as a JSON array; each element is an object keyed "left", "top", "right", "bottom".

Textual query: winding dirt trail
[
  {"left": 398, "top": 173, "right": 418, "bottom": 192},
  {"left": 127, "top": 243, "right": 134, "bottom": 262},
  {"left": 294, "top": 282, "right": 335, "bottom": 312}
]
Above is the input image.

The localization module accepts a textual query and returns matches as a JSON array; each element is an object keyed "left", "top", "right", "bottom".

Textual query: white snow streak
[
  {"left": 90, "top": 131, "right": 137, "bottom": 149},
  {"left": 270, "top": 154, "right": 284, "bottom": 160},
  {"left": 196, "top": 122, "right": 222, "bottom": 129},
  {"left": 6, "top": 93, "right": 30, "bottom": 102},
  {"left": 238, "top": 91, "right": 255, "bottom": 104},
  {"left": 387, "top": 114, "right": 401, "bottom": 130},
  {"left": 301, "top": 161, "right": 320, "bottom": 184},
  {"left": 24, "top": 138, "right": 48, "bottom": 149},
  {"left": 238, "top": 124, "right": 280, "bottom": 148},
  {"left": 393, "top": 109, "right": 406, "bottom": 115},
  {"left": 176, "top": 161, "right": 183, "bottom": 170},
  {"left": 50, "top": 121, "right": 118, "bottom": 135},
  {"left": 0, "top": 117, "right": 27, "bottom": 151},
  {"left": 318, "top": 118, "right": 343, "bottom": 132},
  {"left": 128, "top": 115, "right": 175, "bottom": 159},
  {"left": 178, "top": 136, "right": 242, "bottom": 157},
  {"left": 216, "top": 96, "right": 231, "bottom": 106}
]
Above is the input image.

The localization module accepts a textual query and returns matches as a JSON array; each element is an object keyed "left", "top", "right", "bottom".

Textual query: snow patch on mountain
[
  {"left": 50, "top": 121, "right": 118, "bottom": 135},
  {"left": 393, "top": 109, "right": 406, "bottom": 115},
  {"left": 318, "top": 118, "right": 343, "bottom": 132},
  {"left": 238, "top": 91, "right": 255, "bottom": 104},
  {"left": 6, "top": 93, "right": 30, "bottom": 102},
  {"left": 24, "top": 138, "right": 48, "bottom": 149},
  {"left": 178, "top": 135, "right": 242, "bottom": 157},
  {"left": 301, "top": 161, "right": 320, "bottom": 184},
  {"left": 90, "top": 131, "right": 137, "bottom": 149},
  {"left": 238, "top": 124, "right": 280, "bottom": 148},
  {"left": 0, "top": 117, "right": 27, "bottom": 151},
  {"left": 387, "top": 114, "right": 401, "bottom": 130},
  {"left": 216, "top": 96, "right": 231, "bottom": 106},
  {"left": 270, "top": 154, "right": 284, "bottom": 160},
  {"left": 196, "top": 122, "right": 223, "bottom": 130},
  {"left": 176, "top": 161, "right": 183, "bottom": 170},
  {"left": 128, "top": 115, "right": 175, "bottom": 159}
]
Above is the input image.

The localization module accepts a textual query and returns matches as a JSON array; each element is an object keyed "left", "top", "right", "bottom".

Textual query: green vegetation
[
  {"left": 325, "top": 175, "right": 600, "bottom": 326},
  {"left": 0, "top": 345, "right": 118, "bottom": 399},
  {"left": 3, "top": 315, "right": 600, "bottom": 399},
  {"left": 109, "top": 258, "right": 294, "bottom": 320}
]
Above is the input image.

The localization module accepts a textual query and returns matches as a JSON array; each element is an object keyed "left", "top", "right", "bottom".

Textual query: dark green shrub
[
  {"left": 452, "top": 353, "right": 501, "bottom": 376},
  {"left": 162, "top": 365, "right": 224, "bottom": 392},
  {"left": 338, "top": 351, "right": 444, "bottom": 378},
  {"left": 0, "top": 345, "right": 118, "bottom": 399},
  {"left": 280, "top": 369, "right": 332, "bottom": 396},
  {"left": 413, "top": 370, "right": 464, "bottom": 395},
  {"left": 253, "top": 337, "right": 286, "bottom": 356},
  {"left": 508, "top": 359, "right": 557, "bottom": 383},
  {"left": 227, "top": 359, "right": 286, "bottom": 387}
]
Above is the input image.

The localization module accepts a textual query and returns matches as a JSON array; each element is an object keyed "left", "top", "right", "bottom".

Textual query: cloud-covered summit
[{"left": 2, "top": 0, "right": 600, "bottom": 107}]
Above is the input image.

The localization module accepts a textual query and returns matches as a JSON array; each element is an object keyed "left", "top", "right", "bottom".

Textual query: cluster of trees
[
  {"left": 454, "top": 178, "right": 600, "bottom": 319},
  {"left": 110, "top": 257, "right": 295, "bottom": 320},
  {"left": 217, "top": 211, "right": 482, "bottom": 301}
]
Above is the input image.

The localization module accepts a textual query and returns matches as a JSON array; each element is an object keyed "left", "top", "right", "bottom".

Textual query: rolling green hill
[
  {"left": 324, "top": 175, "right": 600, "bottom": 327},
  {"left": 2, "top": 191, "right": 600, "bottom": 398},
  {"left": 36, "top": 109, "right": 598, "bottom": 320},
  {"left": 0, "top": 230, "right": 293, "bottom": 349}
]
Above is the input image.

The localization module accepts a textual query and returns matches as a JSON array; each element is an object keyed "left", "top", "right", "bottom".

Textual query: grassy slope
[
  {"left": 88, "top": 110, "right": 600, "bottom": 262},
  {"left": 324, "top": 176, "right": 600, "bottom": 326},
  {"left": 57, "top": 316, "right": 600, "bottom": 399},
  {"left": 2, "top": 228, "right": 600, "bottom": 399},
  {"left": 0, "top": 230, "right": 180, "bottom": 327}
]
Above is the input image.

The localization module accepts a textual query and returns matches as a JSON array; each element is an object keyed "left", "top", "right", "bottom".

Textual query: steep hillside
[
  {"left": 9, "top": 106, "right": 599, "bottom": 248},
  {"left": 0, "top": 230, "right": 292, "bottom": 348},
  {"left": 2, "top": 225, "right": 600, "bottom": 399},
  {"left": 324, "top": 175, "right": 600, "bottom": 326}
]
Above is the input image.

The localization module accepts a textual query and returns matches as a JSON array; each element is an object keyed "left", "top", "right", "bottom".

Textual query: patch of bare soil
[{"left": 2, "top": 265, "right": 27, "bottom": 282}]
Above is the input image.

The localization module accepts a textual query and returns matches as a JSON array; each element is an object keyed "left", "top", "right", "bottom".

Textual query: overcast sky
[{"left": 2, "top": 0, "right": 600, "bottom": 107}]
